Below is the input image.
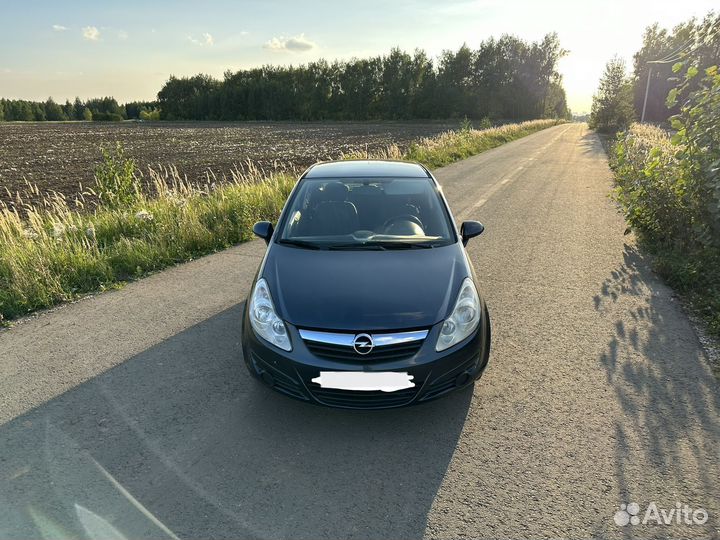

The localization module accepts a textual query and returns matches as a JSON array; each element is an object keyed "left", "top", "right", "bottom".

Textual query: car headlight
[
  {"left": 249, "top": 278, "right": 292, "bottom": 351},
  {"left": 436, "top": 278, "right": 481, "bottom": 351}
]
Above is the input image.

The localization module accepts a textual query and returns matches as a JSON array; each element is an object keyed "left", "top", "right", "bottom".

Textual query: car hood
[{"left": 261, "top": 243, "right": 471, "bottom": 331}]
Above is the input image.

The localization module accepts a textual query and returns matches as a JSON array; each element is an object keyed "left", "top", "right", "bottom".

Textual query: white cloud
[
  {"left": 188, "top": 32, "right": 214, "bottom": 46},
  {"left": 82, "top": 26, "right": 100, "bottom": 41},
  {"left": 118, "top": 30, "right": 128, "bottom": 40},
  {"left": 52, "top": 24, "right": 67, "bottom": 32},
  {"left": 264, "top": 33, "right": 317, "bottom": 52}
]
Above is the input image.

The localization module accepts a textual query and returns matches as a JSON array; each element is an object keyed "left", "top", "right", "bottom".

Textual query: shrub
[
  {"left": 93, "top": 143, "right": 141, "bottom": 209},
  {"left": 139, "top": 109, "right": 161, "bottom": 121},
  {"left": 611, "top": 64, "right": 720, "bottom": 335},
  {"left": 667, "top": 64, "right": 720, "bottom": 249}
]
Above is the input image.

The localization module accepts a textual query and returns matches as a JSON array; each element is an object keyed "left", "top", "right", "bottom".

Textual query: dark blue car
[{"left": 241, "top": 160, "right": 490, "bottom": 409}]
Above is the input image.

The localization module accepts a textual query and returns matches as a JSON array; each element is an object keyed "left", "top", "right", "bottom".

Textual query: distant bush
[
  {"left": 125, "top": 101, "right": 160, "bottom": 120},
  {"left": 139, "top": 109, "right": 161, "bottom": 121},
  {"left": 477, "top": 117, "right": 493, "bottom": 130}
]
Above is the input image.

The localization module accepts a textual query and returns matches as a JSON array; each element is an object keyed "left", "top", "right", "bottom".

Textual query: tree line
[
  {"left": 1, "top": 33, "right": 570, "bottom": 123},
  {"left": 590, "top": 10, "right": 719, "bottom": 132},
  {"left": 0, "top": 97, "right": 159, "bottom": 122},
  {"left": 157, "top": 35, "right": 569, "bottom": 121}
]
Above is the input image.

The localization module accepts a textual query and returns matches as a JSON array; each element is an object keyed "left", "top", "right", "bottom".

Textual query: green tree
[
  {"left": 15, "top": 101, "right": 34, "bottom": 121},
  {"left": 44, "top": 97, "right": 66, "bottom": 121},
  {"left": 436, "top": 44, "right": 475, "bottom": 117},
  {"left": 544, "top": 80, "right": 569, "bottom": 118},
  {"left": 90, "top": 97, "right": 127, "bottom": 121},
  {"left": 62, "top": 99, "right": 74, "bottom": 120},
  {"left": 633, "top": 22, "right": 696, "bottom": 122},
  {"left": 632, "top": 12, "right": 719, "bottom": 123},
  {"left": 155, "top": 39, "right": 569, "bottom": 121},
  {"left": 73, "top": 97, "right": 85, "bottom": 120},
  {"left": 378, "top": 48, "right": 425, "bottom": 119},
  {"left": 589, "top": 57, "right": 635, "bottom": 132},
  {"left": 32, "top": 102, "right": 46, "bottom": 121},
  {"left": 337, "top": 57, "right": 382, "bottom": 119}
]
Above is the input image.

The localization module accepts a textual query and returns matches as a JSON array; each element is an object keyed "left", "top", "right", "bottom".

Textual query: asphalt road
[{"left": 1, "top": 123, "right": 718, "bottom": 539}]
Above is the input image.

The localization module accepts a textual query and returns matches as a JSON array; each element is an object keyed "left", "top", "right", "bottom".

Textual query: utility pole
[
  {"left": 640, "top": 38, "right": 695, "bottom": 123},
  {"left": 640, "top": 66, "right": 652, "bottom": 123}
]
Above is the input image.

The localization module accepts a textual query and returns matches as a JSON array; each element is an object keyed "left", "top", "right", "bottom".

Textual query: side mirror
[
  {"left": 460, "top": 220, "right": 484, "bottom": 246},
  {"left": 253, "top": 221, "right": 274, "bottom": 244}
]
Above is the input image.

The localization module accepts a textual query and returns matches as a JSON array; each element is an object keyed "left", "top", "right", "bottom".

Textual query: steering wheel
[{"left": 382, "top": 214, "right": 424, "bottom": 231}]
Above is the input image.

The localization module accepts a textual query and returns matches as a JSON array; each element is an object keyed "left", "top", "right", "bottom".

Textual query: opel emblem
[{"left": 353, "top": 333, "right": 374, "bottom": 355}]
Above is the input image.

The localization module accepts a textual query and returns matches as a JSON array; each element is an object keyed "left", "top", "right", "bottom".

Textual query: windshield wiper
[
  {"left": 279, "top": 239, "right": 440, "bottom": 250},
  {"left": 277, "top": 239, "right": 323, "bottom": 250},
  {"left": 366, "top": 241, "right": 436, "bottom": 249},
  {"left": 326, "top": 241, "right": 438, "bottom": 250},
  {"left": 326, "top": 242, "right": 386, "bottom": 250}
]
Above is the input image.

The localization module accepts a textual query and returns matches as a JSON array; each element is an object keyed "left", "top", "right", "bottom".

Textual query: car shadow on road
[
  {"left": 0, "top": 304, "right": 472, "bottom": 540},
  {"left": 592, "top": 244, "right": 720, "bottom": 538}
]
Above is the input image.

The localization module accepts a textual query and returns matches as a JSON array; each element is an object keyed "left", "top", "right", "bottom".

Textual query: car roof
[{"left": 303, "top": 160, "right": 431, "bottom": 179}]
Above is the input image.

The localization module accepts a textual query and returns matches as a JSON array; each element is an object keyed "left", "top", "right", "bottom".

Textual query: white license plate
[{"left": 311, "top": 371, "right": 415, "bottom": 392}]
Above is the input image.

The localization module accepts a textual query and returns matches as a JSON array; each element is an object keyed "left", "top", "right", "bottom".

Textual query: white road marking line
[
  {"left": 458, "top": 198, "right": 488, "bottom": 220},
  {"left": 458, "top": 162, "right": 526, "bottom": 220},
  {"left": 458, "top": 124, "right": 573, "bottom": 220}
]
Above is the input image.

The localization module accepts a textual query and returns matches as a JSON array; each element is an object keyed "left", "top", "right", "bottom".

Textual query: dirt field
[{"left": 0, "top": 121, "right": 456, "bottom": 204}]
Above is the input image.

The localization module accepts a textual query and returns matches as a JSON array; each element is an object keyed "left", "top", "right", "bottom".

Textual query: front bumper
[{"left": 241, "top": 305, "right": 491, "bottom": 409}]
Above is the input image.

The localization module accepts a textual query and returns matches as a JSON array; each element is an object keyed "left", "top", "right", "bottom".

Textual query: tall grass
[
  {"left": 344, "top": 118, "right": 565, "bottom": 167},
  {"left": 0, "top": 165, "right": 294, "bottom": 321},
  {"left": 0, "top": 119, "right": 563, "bottom": 321}
]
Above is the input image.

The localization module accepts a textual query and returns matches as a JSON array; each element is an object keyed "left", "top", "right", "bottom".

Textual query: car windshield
[{"left": 277, "top": 177, "right": 455, "bottom": 249}]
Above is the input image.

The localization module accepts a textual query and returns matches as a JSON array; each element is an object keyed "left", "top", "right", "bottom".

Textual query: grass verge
[
  {"left": 0, "top": 118, "right": 564, "bottom": 322},
  {"left": 343, "top": 119, "right": 565, "bottom": 166}
]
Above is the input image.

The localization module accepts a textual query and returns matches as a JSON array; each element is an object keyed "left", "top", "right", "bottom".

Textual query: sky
[{"left": 0, "top": 0, "right": 717, "bottom": 114}]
